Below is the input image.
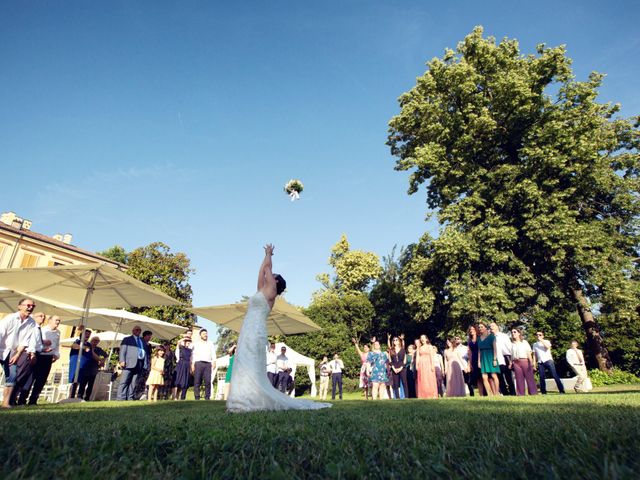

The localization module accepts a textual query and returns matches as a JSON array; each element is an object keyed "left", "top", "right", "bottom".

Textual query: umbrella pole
[
  {"left": 105, "top": 319, "right": 123, "bottom": 372},
  {"left": 71, "top": 270, "right": 98, "bottom": 393}
]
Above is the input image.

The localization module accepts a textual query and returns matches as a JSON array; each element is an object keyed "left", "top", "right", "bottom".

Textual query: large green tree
[
  {"left": 99, "top": 242, "right": 196, "bottom": 328},
  {"left": 388, "top": 27, "right": 640, "bottom": 371}
]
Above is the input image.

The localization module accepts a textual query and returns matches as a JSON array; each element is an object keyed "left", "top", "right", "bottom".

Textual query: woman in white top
[{"left": 509, "top": 328, "right": 537, "bottom": 395}]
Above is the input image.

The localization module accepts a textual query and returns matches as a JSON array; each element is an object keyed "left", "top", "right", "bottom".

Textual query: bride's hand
[{"left": 264, "top": 244, "right": 275, "bottom": 256}]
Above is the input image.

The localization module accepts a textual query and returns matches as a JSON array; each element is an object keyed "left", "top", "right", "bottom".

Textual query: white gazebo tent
[
  {"left": 215, "top": 342, "right": 318, "bottom": 398},
  {"left": 275, "top": 342, "right": 318, "bottom": 397}
]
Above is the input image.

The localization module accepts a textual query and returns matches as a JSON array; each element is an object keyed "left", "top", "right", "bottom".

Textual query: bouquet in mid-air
[{"left": 284, "top": 179, "right": 304, "bottom": 201}]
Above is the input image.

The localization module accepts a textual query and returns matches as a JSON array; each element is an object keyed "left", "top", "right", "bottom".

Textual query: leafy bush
[
  {"left": 294, "top": 371, "right": 361, "bottom": 396},
  {"left": 342, "top": 376, "right": 361, "bottom": 393},
  {"left": 588, "top": 368, "right": 640, "bottom": 387}
]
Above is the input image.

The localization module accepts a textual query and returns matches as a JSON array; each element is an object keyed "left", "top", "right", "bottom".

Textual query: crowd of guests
[
  {"left": 0, "top": 297, "right": 224, "bottom": 406},
  {"left": 118, "top": 327, "right": 218, "bottom": 402},
  {"left": 1, "top": 298, "right": 594, "bottom": 407},
  {"left": 266, "top": 343, "right": 302, "bottom": 395},
  {"left": 344, "top": 322, "right": 592, "bottom": 400}
]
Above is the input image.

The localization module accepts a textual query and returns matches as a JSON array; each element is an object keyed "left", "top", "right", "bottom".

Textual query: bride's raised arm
[{"left": 257, "top": 244, "right": 277, "bottom": 302}]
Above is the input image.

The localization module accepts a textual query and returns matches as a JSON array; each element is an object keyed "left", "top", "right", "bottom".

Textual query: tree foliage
[
  {"left": 287, "top": 236, "right": 379, "bottom": 383},
  {"left": 286, "top": 292, "right": 372, "bottom": 381},
  {"left": 368, "top": 245, "right": 418, "bottom": 339},
  {"left": 99, "top": 242, "right": 196, "bottom": 328},
  {"left": 98, "top": 245, "right": 127, "bottom": 264},
  {"left": 317, "top": 234, "right": 382, "bottom": 293},
  {"left": 388, "top": 27, "right": 640, "bottom": 371}
]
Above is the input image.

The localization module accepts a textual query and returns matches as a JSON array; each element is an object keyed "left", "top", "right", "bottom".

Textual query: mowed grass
[{"left": 2, "top": 389, "right": 639, "bottom": 479}]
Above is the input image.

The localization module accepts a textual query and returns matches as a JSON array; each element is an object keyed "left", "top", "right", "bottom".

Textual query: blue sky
[{"left": 2, "top": 1, "right": 638, "bottom": 335}]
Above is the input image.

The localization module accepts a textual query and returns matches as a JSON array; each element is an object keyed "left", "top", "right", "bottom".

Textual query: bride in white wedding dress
[{"left": 226, "top": 244, "right": 332, "bottom": 413}]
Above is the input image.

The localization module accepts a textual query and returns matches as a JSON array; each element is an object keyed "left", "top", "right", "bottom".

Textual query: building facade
[{"left": 0, "top": 214, "right": 122, "bottom": 270}]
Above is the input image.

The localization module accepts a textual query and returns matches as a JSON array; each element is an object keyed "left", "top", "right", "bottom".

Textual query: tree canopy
[
  {"left": 316, "top": 234, "right": 382, "bottom": 294},
  {"left": 388, "top": 27, "right": 640, "bottom": 371},
  {"left": 98, "top": 241, "right": 196, "bottom": 328}
]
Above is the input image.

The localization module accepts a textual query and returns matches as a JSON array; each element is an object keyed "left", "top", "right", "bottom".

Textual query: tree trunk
[{"left": 570, "top": 285, "right": 613, "bottom": 373}]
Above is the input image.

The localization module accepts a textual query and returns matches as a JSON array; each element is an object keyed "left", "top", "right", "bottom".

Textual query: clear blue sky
[{"left": 2, "top": 1, "right": 638, "bottom": 335}]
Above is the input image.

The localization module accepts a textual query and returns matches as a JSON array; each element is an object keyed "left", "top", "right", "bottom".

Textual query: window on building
[{"left": 20, "top": 253, "right": 39, "bottom": 268}]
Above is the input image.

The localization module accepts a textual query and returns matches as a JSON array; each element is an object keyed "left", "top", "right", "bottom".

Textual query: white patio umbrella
[
  {"left": 59, "top": 308, "right": 188, "bottom": 340},
  {"left": 191, "top": 296, "right": 321, "bottom": 335},
  {"left": 0, "top": 264, "right": 181, "bottom": 309},
  {"left": 0, "top": 288, "right": 80, "bottom": 318},
  {"left": 59, "top": 307, "right": 187, "bottom": 368},
  {"left": 0, "top": 264, "right": 182, "bottom": 395}
]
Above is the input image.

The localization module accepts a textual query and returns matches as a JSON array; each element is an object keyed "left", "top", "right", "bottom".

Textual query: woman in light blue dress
[{"left": 366, "top": 340, "right": 389, "bottom": 400}]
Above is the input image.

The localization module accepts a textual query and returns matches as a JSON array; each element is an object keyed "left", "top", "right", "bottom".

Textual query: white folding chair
[
  {"left": 37, "top": 369, "right": 62, "bottom": 404},
  {"left": 215, "top": 371, "right": 227, "bottom": 400}
]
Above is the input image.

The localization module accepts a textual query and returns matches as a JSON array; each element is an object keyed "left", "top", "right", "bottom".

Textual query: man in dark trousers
[
  {"left": 191, "top": 329, "right": 216, "bottom": 400},
  {"left": 330, "top": 353, "right": 344, "bottom": 400},
  {"left": 117, "top": 325, "right": 146, "bottom": 401},
  {"left": 276, "top": 346, "right": 291, "bottom": 394},
  {"left": 133, "top": 330, "right": 153, "bottom": 400},
  {"left": 14, "top": 311, "right": 48, "bottom": 405},
  {"left": 28, "top": 315, "right": 61, "bottom": 405}
]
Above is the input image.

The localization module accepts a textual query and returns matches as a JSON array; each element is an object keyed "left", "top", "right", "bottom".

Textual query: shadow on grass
[{"left": 588, "top": 389, "right": 640, "bottom": 395}]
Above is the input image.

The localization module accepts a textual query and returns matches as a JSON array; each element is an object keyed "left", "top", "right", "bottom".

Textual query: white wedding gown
[{"left": 226, "top": 292, "right": 332, "bottom": 412}]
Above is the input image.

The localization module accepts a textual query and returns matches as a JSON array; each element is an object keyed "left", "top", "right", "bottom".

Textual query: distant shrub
[
  {"left": 588, "top": 368, "right": 640, "bottom": 387},
  {"left": 342, "top": 376, "right": 360, "bottom": 393},
  {"left": 293, "top": 374, "right": 361, "bottom": 396}
]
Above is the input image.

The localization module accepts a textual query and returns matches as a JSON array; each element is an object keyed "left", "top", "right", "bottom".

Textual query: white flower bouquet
[{"left": 284, "top": 179, "right": 304, "bottom": 201}]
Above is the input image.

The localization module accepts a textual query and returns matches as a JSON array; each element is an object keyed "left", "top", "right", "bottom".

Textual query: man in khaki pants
[{"left": 566, "top": 340, "right": 592, "bottom": 392}]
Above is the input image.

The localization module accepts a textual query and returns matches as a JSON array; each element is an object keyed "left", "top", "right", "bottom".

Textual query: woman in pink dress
[
  {"left": 415, "top": 334, "right": 438, "bottom": 399},
  {"left": 444, "top": 337, "right": 466, "bottom": 397},
  {"left": 353, "top": 338, "right": 371, "bottom": 400}
]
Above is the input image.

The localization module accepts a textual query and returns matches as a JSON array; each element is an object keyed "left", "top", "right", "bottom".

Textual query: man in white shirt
[
  {"left": 566, "top": 340, "right": 592, "bottom": 392},
  {"left": 266, "top": 343, "right": 278, "bottom": 387},
  {"left": 329, "top": 353, "right": 345, "bottom": 400},
  {"left": 191, "top": 329, "right": 216, "bottom": 400},
  {"left": 490, "top": 322, "right": 515, "bottom": 396},
  {"left": 276, "top": 346, "right": 291, "bottom": 393},
  {"left": 28, "top": 315, "right": 61, "bottom": 405},
  {"left": 13, "top": 311, "right": 48, "bottom": 405},
  {"left": 533, "top": 331, "right": 565, "bottom": 394},
  {"left": 0, "top": 298, "right": 39, "bottom": 408}
]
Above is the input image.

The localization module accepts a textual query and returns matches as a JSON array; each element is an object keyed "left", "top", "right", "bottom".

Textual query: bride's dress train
[{"left": 226, "top": 292, "right": 332, "bottom": 412}]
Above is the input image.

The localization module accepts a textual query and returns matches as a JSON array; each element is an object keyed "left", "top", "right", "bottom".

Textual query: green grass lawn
[{"left": 2, "top": 388, "right": 639, "bottom": 479}]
